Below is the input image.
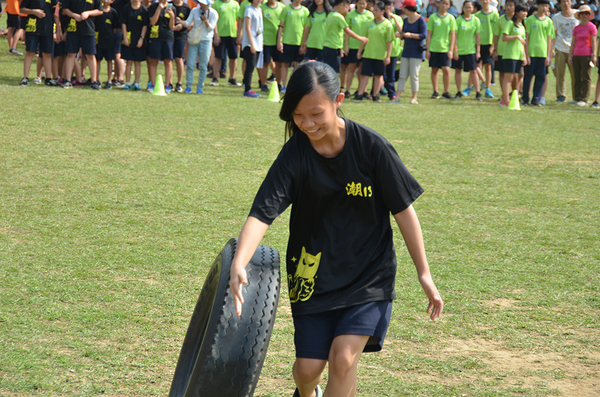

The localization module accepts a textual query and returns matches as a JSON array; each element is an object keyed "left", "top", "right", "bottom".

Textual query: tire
[{"left": 169, "top": 238, "right": 281, "bottom": 397}]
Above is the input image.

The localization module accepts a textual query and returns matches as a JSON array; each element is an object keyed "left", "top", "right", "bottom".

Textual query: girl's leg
[
  {"left": 357, "top": 74, "right": 369, "bottom": 95},
  {"left": 148, "top": 59, "right": 158, "bottom": 85},
  {"left": 85, "top": 54, "right": 96, "bottom": 83},
  {"left": 340, "top": 63, "right": 347, "bottom": 92},
  {"left": 23, "top": 51, "right": 35, "bottom": 78},
  {"left": 346, "top": 63, "right": 357, "bottom": 93},
  {"left": 175, "top": 57, "right": 185, "bottom": 85},
  {"left": 164, "top": 59, "right": 173, "bottom": 86},
  {"left": 431, "top": 67, "right": 439, "bottom": 93},
  {"left": 280, "top": 62, "right": 291, "bottom": 86},
  {"left": 372, "top": 75, "right": 383, "bottom": 96},
  {"left": 323, "top": 335, "right": 370, "bottom": 397},
  {"left": 41, "top": 53, "right": 52, "bottom": 81},
  {"left": 293, "top": 358, "right": 327, "bottom": 397},
  {"left": 442, "top": 66, "right": 451, "bottom": 94},
  {"left": 472, "top": 70, "right": 480, "bottom": 93},
  {"left": 125, "top": 60, "right": 133, "bottom": 84},
  {"left": 454, "top": 68, "right": 461, "bottom": 93},
  {"left": 96, "top": 59, "right": 102, "bottom": 82},
  {"left": 134, "top": 61, "right": 141, "bottom": 84},
  {"left": 502, "top": 72, "right": 513, "bottom": 103},
  {"left": 107, "top": 60, "right": 114, "bottom": 83}
]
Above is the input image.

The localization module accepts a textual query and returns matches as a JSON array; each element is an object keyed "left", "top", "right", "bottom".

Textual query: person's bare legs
[
  {"left": 323, "top": 335, "right": 369, "bottom": 397},
  {"left": 431, "top": 66, "right": 439, "bottom": 93},
  {"left": 293, "top": 358, "right": 327, "bottom": 397}
]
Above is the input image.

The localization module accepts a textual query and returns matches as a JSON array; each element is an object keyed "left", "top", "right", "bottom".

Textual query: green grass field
[{"left": 1, "top": 26, "right": 599, "bottom": 397}]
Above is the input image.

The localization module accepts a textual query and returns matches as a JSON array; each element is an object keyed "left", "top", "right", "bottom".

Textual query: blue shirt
[{"left": 400, "top": 15, "right": 427, "bottom": 59}]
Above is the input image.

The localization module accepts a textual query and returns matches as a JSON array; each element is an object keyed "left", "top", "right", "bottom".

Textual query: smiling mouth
[{"left": 305, "top": 129, "right": 320, "bottom": 135}]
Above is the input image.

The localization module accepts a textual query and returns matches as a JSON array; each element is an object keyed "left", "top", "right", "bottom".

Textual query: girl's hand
[
  {"left": 523, "top": 57, "right": 528, "bottom": 66},
  {"left": 419, "top": 274, "right": 444, "bottom": 321},
  {"left": 124, "top": 37, "right": 130, "bottom": 46},
  {"left": 518, "top": 37, "right": 526, "bottom": 45},
  {"left": 230, "top": 264, "right": 248, "bottom": 317},
  {"left": 299, "top": 44, "right": 306, "bottom": 55},
  {"left": 357, "top": 50, "right": 362, "bottom": 60},
  {"left": 277, "top": 41, "right": 283, "bottom": 53},
  {"left": 359, "top": 36, "right": 369, "bottom": 45},
  {"left": 447, "top": 50, "right": 453, "bottom": 61},
  {"left": 251, "top": 45, "right": 257, "bottom": 54},
  {"left": 384, "top": 56, "right": 390, "bottom": 66},
  {"left": 35, "top": 9, "right": 46, "bottom": 18},
  {"left": 137, "top": 38, "right": 144, "bottom": 48},
  {"left": 213, "top": 35, "right": 221, "bottom": 46},
  {"left": 493, "top": 51, "right": 498, "bottom": 62},
  {"left": 167, "top": 8, "right": 175, "bottom": 18},
  {"left": 453, "top": 51, "right": 458, "bottom": 61},
  {"left": 426, "top": 50, "right": 431, "bottom": 60}
]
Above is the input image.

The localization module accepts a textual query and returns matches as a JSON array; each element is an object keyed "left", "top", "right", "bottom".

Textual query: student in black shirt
[
  {"left": 172, "top": 0, "right": 191, "bottom": 92},
  {"left": 147, "top": 0, "right": 175, "bottom": 93},
  {"left": 19, "top": 0, "right": 60, "bottom": 86},
  {"left": 120, "top": 0, "right": 149, "bottom": 90},
  {"left": 230, "top": 62, "right": 443, "bottom": 397},
  {"left": 95, "top": 0, "right": 120, "bottom": 88}
]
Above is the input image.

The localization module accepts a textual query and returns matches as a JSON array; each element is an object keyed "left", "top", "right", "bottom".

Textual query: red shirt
[{"left": 572, "top": 22, "right": 598, "bottom": 56}]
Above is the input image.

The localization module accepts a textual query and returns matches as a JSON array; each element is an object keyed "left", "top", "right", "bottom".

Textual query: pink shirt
[{"left": 572, "top": 22, "right": 598, "bottom": 56}]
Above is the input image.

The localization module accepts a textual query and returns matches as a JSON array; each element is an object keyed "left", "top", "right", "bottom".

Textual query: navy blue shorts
[
  {"left": 173, "top": 38, "right": 186, "bottom": 59},
  {"left": 342, "top": 48, "right": 359, "bottom": 65},
  {"left": 479, "top": 44, "right": 494, "bottom": 64},
  {"left": 293, "top": 301, "right": 393, "bottom": 360},
  {"left": 25, "top": 33, "right": 54, "bottom": 54},
  {"left": 451, "top": 53, "right": 477, "bottom": 71},
  {"left": 148, "top": 39, "right": 174, "bottom": 60},
  {"left": 280, "top": 44, "right": 302, "bottom": 64},
  {"left": 66, "top": 33, "right": 96, "bottom": 55},
  {"left": 262, "top": 45, "right": 280, "bottom": 63},
  {"left": 360, "top": 57, "right": 385, "bottom": 76},
  {"left": 323, "top": 46, "right": 342, "bottom": 73},
  {"left": 114, "top": 29, "right": 122, "bottom": 53},
  {"left": 53, "top": 40, "right": 66, "bottom": 57},
  {"left": 503, "top": 58, "right": 523, "bottom": 74},
  {"left": 121, "top": 45, "right": 147, "bottom": 62},
  {"left": 429, "top": 51, "right": 451, "bottom": 68},
  {"left": 96, "top": 46, "right": 116, "bottom": 61},
  {"left": 213, "top": 36, "right": 238, "bottom": 59},
  {"left": 494, "top": 55, "right": 504, "bottom": 72},
  {"left": 7, "top": 13, "right": 21, "bottom": 29},
  {"left": 305, "top": 47, "right": 323, "bottom": 62},
  {"left": 525, "top": 56, "right": 547, "bottom": 77}
]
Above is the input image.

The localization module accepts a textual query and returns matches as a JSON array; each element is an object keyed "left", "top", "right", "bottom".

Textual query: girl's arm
[
  {"left": 230, "top": 216, "right": 270, "bottom": 317},
  {"left": 300, "top": 25, "right": 310, "bottom": 54},
  {"left": 245, "top": 15, "right": 256, "bottom": 52},
  {"left": 167, "top": 8, "right": 175, "bottom": 29},
  {"left": 448, "top": 30, "right": 456, "bottom": 60},
  {"left": 343, "top": 26, "right": 368, "bottom": 45},
  {"left": 384, "top": 39, "right": 392, "bottom": 65},
  {"left": 426, "top": 30, "right": 432, "bottom": 59},
  {"left": 393, "top": 205, "right": 443, "bottom": 321},
  {"left": 568, "top": 34, "right": 575, "bottom": 65},
  {"left": 475, "top": 32, "right": 480, "bottom": 60},
  {"left": 277, "top": 21, "right": 285, "bottom": 52},
  {"left": 525, "top": 32, "right": 531, "bottom": 64},
  {"left": 150, "top": 5, "right": 162, "bottom": 25}
]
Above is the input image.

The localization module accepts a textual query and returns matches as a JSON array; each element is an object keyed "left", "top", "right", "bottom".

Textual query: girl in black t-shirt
[
  {"left": 147, "top": 0, "right": 175, "bottom": 93},
  {"left": 230, "top": 61, "right": 443, "bottom": 397}
]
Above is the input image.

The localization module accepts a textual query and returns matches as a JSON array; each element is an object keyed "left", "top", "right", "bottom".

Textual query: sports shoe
[
  {"left": 19, "top": 77, "right": 29, "bottom": 86},
  {"left": 61, "top": 81, "right": 73, "bottom": 89},
  {"left": 123, "top": 83, "right": 131, "bottom": 90},
  {"left": 499, "top": 99, "right": 509, "bottom": 107},
  {"left": 577, "top": 101, "right": 587, "bottom": 107},
  {"left": 409, "top": 99, "right": 418, "bottom": 105},
  {"left": 485, "top": 88, "right": 494, "bottom": 98},
  {"left": 243, "top": 89, "right": 260, "bottom": 98},
  {"left": 530, "top": 99, "right": 542, "bottom": 107},
  {"left": 431, "top": 91, "right": 440, "bottom": 99},
  {"left": 219, "top": 71, "right": 226, "bottom": 79},
  {"left": 539, "top": 97, "right": 546, "bottom": 105},
  {"left": 462, "top": 86, "right": 471, "bottom": 96},
  {"left": 33, "top": 77, "right": 42, "bottom": 85},
  {"left": 196, "top": 88, "right": 203, "bottom": 94},
  {"left": 147, "top": 83, "right": 154, "bottom": 92},
  {"left": 104, "top": 81, "right": 112, "bottom": 90},
  {"left": 280, "top": 85, "right": 287, "bottom": 94},
  {"left": 442, "top": 92, "right": 454, "bottom": 100},
  {"left": 267, "top": 73, "right": 277, "bottom": 82},
  {"left": 210, "top": 78, "right": 219, "bottom": 86},
  {"left": 91, "top": 81, "right": 101, "bottom": 90},
  {"left": 74, "top": 80, "right": 85, "bottom": 88},
  {"left": 372, "top": 95, "right": 382, "bottom": 102},
  {"left": 292, "top": 385, "right": 323, "bottom": 397},
  {"left": 556, "top": 96, "right": 566, "bottom": 103},
  {"left": 228, "top": 78, "right": 242, "bottom": 87},
  {"left": 379, "top": 87, "right": 388, "bottom": 96},
  {"left": 352, "top": 93, "right": 363, "bottom": 101},
  {"left": 362, "top": 92, "right": 371, "bottom": 100},
  {"left": 568, "top": 100, "right": 578, "bottom": 105},
  {"left": 184, "top": 87, "right": 192, "bottom": 93},
  {"left": 591, "top": 101, "right": 599, "bottom": 108},
  {"left": 112, "top": 79, "right": 124, "bottom": 87},
  {"left": 475, "top": 92, "right": 482, "bottom": 101},
  {"left": 132, "top": 83, "right": 142, "bottom": 91},
  {"left": 165, "top": 84, "right": 173, "bottom": 94},
  {"left": 455, "top": 91, "right": 463, "bottom": 99},
  {"left": 260, "top": 84, "right": 269, "bottom": 92},
  {"left": 45, "top": 78, "right": 57, "bottom": 86},
  {"left": 9, "top": 48, "right": 23, "bottom": 55},
  {"left": 389, "top": 95, "right": 397, "bottom": 100},
  {"left": 207, "top": 72, "right": 214, "bottom": 79},
  {"left": 344, "top": 91, "right": 351, "bottom": 99},
  {"left": 389, "top": 98, "right": 401, "bottom": 103},
  {"left": 175, "top": 83, "right": 183, "bottom": 93}
]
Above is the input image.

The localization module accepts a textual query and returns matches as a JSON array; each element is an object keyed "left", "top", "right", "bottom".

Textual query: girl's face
[
  {"left": 292, "top": 86, "right": 343, "bottom": 144},
  {"left": 579, "top": 10, "right": 591, "bottom": 22},
  {"left": 357, "top": 0, "right": 367, "bottom": 12},
  {"left": 463, "top": 1, "right": 473, "bottom": 15},
  {"left": 385, "top": 4, "right": 394, "bottom": 15},
  {"left": 315, "top": 0, "right": 324, "bottom": 7},
  {"left": 505, "top": 1, "right": 515, "bottom": 15},
  {"left": 517, "top": 9, "right": 527, "bottom": 20},
  {"left": 374, "top": 5, "right": 385, "bottom": 18},
  {"left": 439, "top": 0, "right": 450, "bottom": 12}
]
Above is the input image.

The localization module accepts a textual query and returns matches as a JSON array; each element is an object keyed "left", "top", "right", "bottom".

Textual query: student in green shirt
[
  {"left": 300, "top": 0, "right": 330, "bottom": 61},
  {"left": 522, "top": 0, "right": 555, "bottom": 106},
  {"left": 341, "top": 0, "right": 373, "bottom": 98},
  {"left": 492, "top": 0, "right": 514, "bottom": 101},
  {"left": 277, "top": 0, "right": 309, "bottom": 91},
  {"left": 500, "top": 1, "right": 528, "bottom": 106},
  {"left": 426, "top": 0, "right": 457, "bottom": 100},
  {"left": 259, "top": 0, "right": 284, "bottom": 91},
  {"left": 474, "top": 0, "right": 498, "bottom": 97},
  {"left": 211, "top": 0, "right": 241, "bottom": 86},
  {"left": 384, "top": 0, "right": 403, "bottom": 100},
  {"left": 322, "top": 0, "right": 368, "bottom": 75},
  {"left": 354, "top": 1, "right": 394, "bottom": 102},
  {"left": 452, "top": 0, "right": 482, "bottom": 100}
]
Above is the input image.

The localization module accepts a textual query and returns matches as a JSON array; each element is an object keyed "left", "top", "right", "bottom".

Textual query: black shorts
[
  {"left": 262, "top": 44, "right": 280, "bottom": 63},
  {"left": 305, "top": 47, "right": 323, "bottom": 62},
  {"left": 360, "top": 57, "right": 385, "bottom": 76},
  {"left": 121, "top": 45, "right": 147, "bottom": 62},
  {"left": 25, "top": 33, "right": 54, "bottom": 54},
  {"left": 148, "top": 39, "right": 174, "bottom": 60},
  {"left": 503, "top": 58, "right": 523, "bottom": 74},
  {"left": 173, "top": 38, "right": 186, "bottom": 59},
  {"left": 53, "top": 40, "right": 66, "bottom": 57},
  {"left": 114, "top": 29, "right": 122, "bottom": 53},
  {"left": 494, "top": 55, "right": 504, "bottom": 72},
  {"left": 213, "top": 36, "right": 238, "bottom": 59},
  {"left": 280, "top": 44, "right": 302, "bottom": 64},
  {"left": 96, "top": 46, "right": 116, "bottom": 61},
  {"left": 66, "top": 33, "right": 96, "bottom": 55},
  {"left": 7, "top": 13, "right": 21, "bottom": 29},
  {"left": 429, "top": 51, "right": 451, "bottom": 68},
  {"left": 293, "top": 301, "right": 393, "bottom": 360},
  {"left": 451, "top": 53, "right": 477, "bottom": 71},
  {"left": 323, "top": 46, "right": 341, "bottom": 73},
  {"left": 479, "top": 44, "right": 494, "bottom": 64},
  {"left": 342, "top": 48, "right": 360, "bottom": 65}
]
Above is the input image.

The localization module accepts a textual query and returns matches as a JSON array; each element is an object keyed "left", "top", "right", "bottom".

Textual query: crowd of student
[{"left": 2, "top": 0, "right": 599, "bottom": 106}]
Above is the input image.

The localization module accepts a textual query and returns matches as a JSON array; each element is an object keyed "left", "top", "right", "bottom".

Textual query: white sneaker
[
  {"left": 577, "top": 101, "right": 587, "bottom": 107},
  {"left": 33, "top": 77, "right": 42, "bottom": 84},
  {"left": 568, "top": 100, "right": 579, "bottom": 105},
  {"left": 315, "top": 385, "right": 322, "bottom": 397}
]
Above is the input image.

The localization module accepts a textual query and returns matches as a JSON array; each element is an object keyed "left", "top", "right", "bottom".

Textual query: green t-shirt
[
  {"left": 306, "top": 10, "right": 328, "bottom": 49},
  {"left": 280, "top": 4, "right": 309, "bottom": 45},
  {"left": 261, "top": 2, "right": 284, "bottom": 46},
  {"left": 389, "top": 14, "right": 403, "bottom": 57},
  {"left": 427, "top": 13, "right": 457, "bottom": 53},
  {"left": 346, "top": 8, "right": 373, "bottom": 50},
  {"left": 475, "top": 9, "right": 499, "bottom": 45},
  {"left": 502, "top": 20, "right": 526, "bottom": 61},
  {"left": 323, "top": 11, "right": 348, "bottom": 49},
  {"left": 455, "top": 15, "right": 481, "bottom": 55},
  {"left": 493, "top": 14, "right": 510, "bottom": 57},
  {"left": 362, "top": 18, "right": 394, "bottom": 60},
  {"left": 525, "top": 15, "right": 555, "bottom": 58},
  {"left": 213, "top": 0, "right": 240, "bottom": 38},
  {"left": 237, "top": 0, "right": 250, "bottom": 19}
]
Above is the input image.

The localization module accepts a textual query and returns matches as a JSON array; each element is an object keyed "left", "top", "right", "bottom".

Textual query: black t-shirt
[
  {"left": 120, "top": 3, "right": 148, "bottom": 46},
  {"left": 111, "top": 0, "right": 130, "bottom": 16},
  {"left": 63, "top": 0, "right": 102, "bottom": 36},
  {"left": 172, "top": 2, "right": 190, "bottom": 41},
  {"left": 21, "top": 0, "right": 57, "bottom": 36},
  {"left": 249, "top": 119, "right": 424, "bottom": 316},
  {"left": 148, "top": 3, "right": 174, "bottom": 42},
  {"left": 95, "top": 8, "right": 119, "bottom": 48}
]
